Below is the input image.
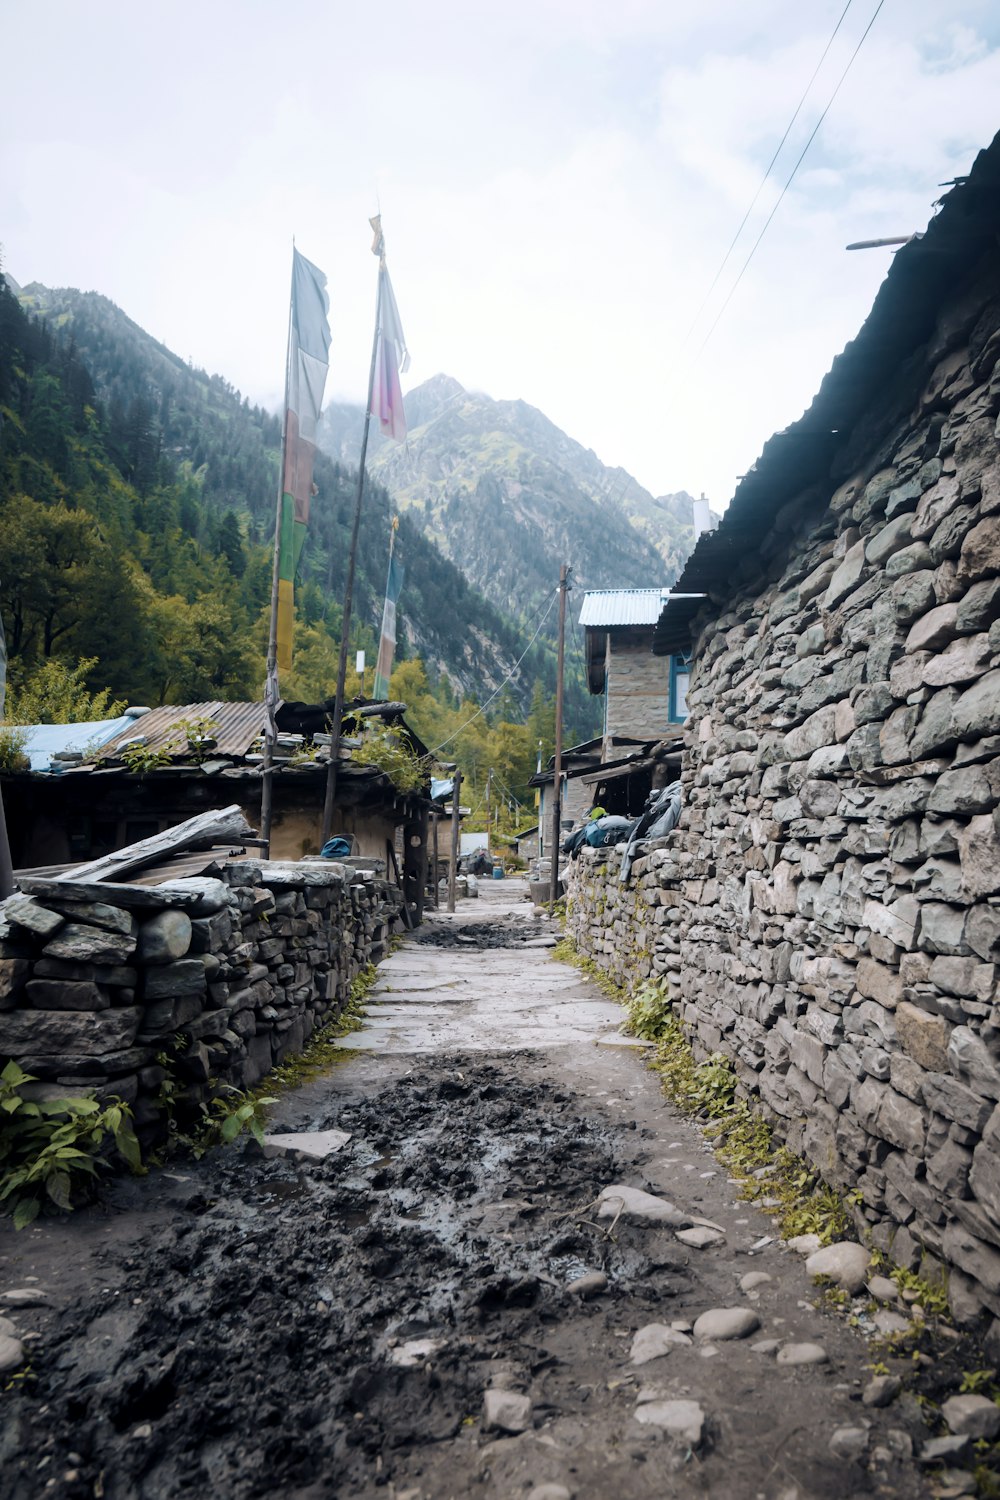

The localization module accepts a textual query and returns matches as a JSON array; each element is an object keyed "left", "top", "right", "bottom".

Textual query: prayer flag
[
  {"left": 369, "top": 215, "right": 409, "bottom": 442},
  {"left": 276, "top": 248, "right": 331, "bottom": 671},
  {"left": 373, "top": 544, "right": 404, "bottom": 701}
]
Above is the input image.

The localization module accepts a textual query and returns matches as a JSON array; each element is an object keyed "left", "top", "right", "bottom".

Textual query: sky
[{"left": 3, "top": 1, "right": 1000, "bottom": 512}]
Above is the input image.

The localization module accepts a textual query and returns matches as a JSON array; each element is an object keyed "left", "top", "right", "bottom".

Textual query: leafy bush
[
  {"left": 0, "top": 1061, "right": 142, "bottom": 1229},
  {"left": 0, "top": 725, "right": 30, "bottom": 774},
  {"left": 351, "top": 725, "right": 427, "bottom": 793}
]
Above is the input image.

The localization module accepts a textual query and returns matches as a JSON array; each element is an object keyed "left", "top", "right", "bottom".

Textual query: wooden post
[
  {"left": 549, "top": 563, "right": 568, "bottom": 905},
  {"left": 484, "top": 767, "right": 491, "bottom": 861},
  {"left": 403, "top": 807, "right": 428, "bottom": 925},
  {"left": 447, "top": 769, "right": 462, "bottom": 914},
  {"left": 431, "top": 812, "right": 439, "bottom": 908},
  {"left": 0, "top": 784, "right": 14, "bottom": 899},
  {"left": 321, "top": 262, "right": 384, "bottom": 846}
]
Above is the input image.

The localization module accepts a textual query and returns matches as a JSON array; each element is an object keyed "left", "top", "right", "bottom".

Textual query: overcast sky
[{"left": 3, "top": 1, "right": 999, "bottom": 510}]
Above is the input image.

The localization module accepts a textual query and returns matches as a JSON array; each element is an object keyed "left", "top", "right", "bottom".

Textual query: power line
[
  {"left": 684, "top": 0, "right": 855, "bottom": 348},
  {"left": 696, "top": 0, "right": 887, "bottom": 358},
  {"left": 426, "top": 587, "right": 560, "bottom": 756}
]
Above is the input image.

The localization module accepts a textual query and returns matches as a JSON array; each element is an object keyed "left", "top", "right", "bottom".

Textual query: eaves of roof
[{"left": 653, "top": 129, "right": 1000, "bottom": 656}]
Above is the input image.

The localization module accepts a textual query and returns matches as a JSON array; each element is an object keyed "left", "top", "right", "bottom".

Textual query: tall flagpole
[
  {"left": 261, "top": 255, "right": 295, "bottom": 856},
  {"left": 321, "top": 266, "right": 383, "bottom": 845}
]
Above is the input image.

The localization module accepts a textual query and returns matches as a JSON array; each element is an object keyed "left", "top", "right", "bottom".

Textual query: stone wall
[
  {"left": 604, "top": 634, "right": 669, "bottom": 751},
  {"left": 0, "top": 861, "right": 404, "bottom": 1145},
  {"left": 568, "top": 251, "right": 1000, "bottom": 1324}
]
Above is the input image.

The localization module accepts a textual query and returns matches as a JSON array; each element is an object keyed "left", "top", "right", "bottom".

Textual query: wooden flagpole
[
  {"left": 260, "top": 252, "right": 295, "bottom": 857},
  {"left": 321, "top": 255, "right": 384, "bottom": 845}
]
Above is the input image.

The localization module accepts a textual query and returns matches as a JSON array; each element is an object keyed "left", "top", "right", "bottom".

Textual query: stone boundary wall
[
  {"left": 0, "top": 861, "right": 404, "bottom": 1145},
  {"left": 568, "top": 252, "right": 1000, "bottom": 1326},
  {"left": 566, "top": 840, "right": 683, "bottom": 996}
]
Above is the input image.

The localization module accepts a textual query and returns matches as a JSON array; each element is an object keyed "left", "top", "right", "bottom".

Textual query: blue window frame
[{"left": 668, "top": 653, "right": 691, "bottom": 724}]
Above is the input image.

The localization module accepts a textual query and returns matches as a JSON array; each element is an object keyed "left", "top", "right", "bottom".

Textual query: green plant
[
  {"left": 961, "top": 1369, "right": 998, "bottom": 1395},
  {"left": 196, "top": 1088, "right": 277, "bottom": 1155},
  {"left": 350, "top": 725, "right": 427, "bottom": 793},
  {"left": 119, "top": 737, "right": 176, "bottom": 774},
  {"left": 173, "top": 715, "right": 220, "bottom": 763},
  {"left": 0, "top": 725, "right": 30, "bottom": 774},
  {"left": 0, "top": 1061, "right": 141, "bottom": 1229}
]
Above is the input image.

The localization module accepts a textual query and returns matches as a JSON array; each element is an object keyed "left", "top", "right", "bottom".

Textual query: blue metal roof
[
  {"left": 578, "top": 589, "right": 672, "bottom": 629},
  {"left": 20, "top": 714, "right": 137, "bottom": 773}
]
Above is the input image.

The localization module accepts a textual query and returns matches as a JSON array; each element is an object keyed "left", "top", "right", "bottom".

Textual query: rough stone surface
[
  {"left": 633, "top": 1397, "right": 705, "bottom": 1446},
  {"left": 483, "top": 1388, "right": 532, "bottom": 1434},
  {"left": 775, "top": 1343, "right": 828, "bottom": 1366},
  {"left": 630, "top": 1324, "right": 692, "bottom": 1364},
  {"left": 942, "top": 1394, "right": 1000, "bottom": 1440},
  {"left": 596, "top": 1184, "right": 689, "bottom": 1227}
]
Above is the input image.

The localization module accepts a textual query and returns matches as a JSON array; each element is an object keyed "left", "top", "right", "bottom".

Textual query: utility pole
[
  {"left": 448, "top": 768, "right": 462, "bottom": 914},
  {"left": 549, "top": 563, "right": 568, "bottom": 905}
]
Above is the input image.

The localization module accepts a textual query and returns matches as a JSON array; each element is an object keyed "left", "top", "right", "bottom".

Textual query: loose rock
[
  {"left": 692, "top": 1307, "right": 760, "bottom": 1342},
  {"left": 805, "top": 1241, "right": 871, "bottom": 1294},
  {"left": 941, "top": 1393, "right": 1000, "bottom": 1440},
  {"left": 863, "top": 1375, "right": 902, "bottom": 1408},
  {"left": 775, "top": 1342, "right": 828, "bottom": 1366},
  {"left": 633, "top": 1397, "right": 705, "bottom": 1447},
  {"left": 630, "top": 1324, "right": 692, "bottom": 1365},
  {"left": 829, "top": 1426, "right": 869, "bottom": 1462},
  {"left": 675, "top": 1225, "right": 725, "bottom": 1248},
  {"left": 596, "top": 1184, "right": 689, "bottom": 1227},
  {"left": 566, "top": 1271, "right": 607, "bottom": 1299},
  {"left": 483, "top": 1388, "right": 532, "bottom": 1434},
  {"left": 0, "top": 1334, "right": 25, "bottom": 1375}
]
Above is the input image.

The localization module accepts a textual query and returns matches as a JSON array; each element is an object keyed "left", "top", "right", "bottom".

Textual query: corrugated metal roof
[
  {"left": 101, "top": 702, "right": 267, "bottom": 759},
  {"left": 578, "top": 589, "right": 672, "bottom": 628}
]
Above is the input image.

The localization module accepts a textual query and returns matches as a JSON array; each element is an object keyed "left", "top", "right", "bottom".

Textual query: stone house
[
  {"left": 569, "top": 131, "right": 1000, "bottom": 1321},
  {"left": 581, "top": 588, "right": 691, "bottom": 758},
  {"left": 7, "top": 699, "right": 433, "bottom": 918}
]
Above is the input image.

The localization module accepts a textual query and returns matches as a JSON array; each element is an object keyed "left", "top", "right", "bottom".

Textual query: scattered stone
[
  {"left": 692, "top": 1308, "right": 760, "bottom": 1342},
  {"left": 786, "top": 1234, "right": 822, "bottom": 1255},
  {"left": 872, "top": 1309, "right": 911, "bottom": 1336},
  {"left": 0, "top": 1316, "right": 16, "bottom": 1337},
  {"left": 526, "top": 1486, "right": 572, "bottom": 1500},
  {"left": 932, "top": 1469, "right": 977, "bottom": 1497},
  {"left": 388, "top": 1339, "right": 442, "bottom": 1367},
  {"left": 633, "top": 1398, "right": 705, "bottom": 1446},
  {"left": 0, "top": 1334, "right": 25, "bottom": 1374},
  {"left": 675, "top": 1225, "right": 725, "bottom": 1248},
  {"left": 805, "top": 1241, "right": 871, "bottom": 1294},
  {"left": 0, "top": 1288, "right": 51, "bottom": 1309},
  {"left": 630, "top": 1324, "right": 692, "bottom": 1365},
  {"left": 261, "top": 1130, "right": 352, "bottom": 1162},
  {"left": 751, "top": 1339, "right": 781, "bottom": 1356},
  {"left": 867, "top": 1276, "right": 899, "bottom": 1303},
  {"left": 920, "top": 1435, "right": 973, "bottom": 1464},
  {"left": 596, "top": 1185, "right": 689, "bottom": 1227},
  {"left": 862, "top": 1375, "right": 902, "bottom": 1407},
  {"left": 566, "top": 1271, "right": 607, "bottom": 1299},
  {"left": 941, "top": 1394, "right": 1000, "bottom": 1440},
  {"left": 776, "top": 1342, "right": 828, "bottom": 1366},
  {"left": 483, "top": 1388, "right": 533, "bottom": 1434},
  {"left": 740, "top": 1271, "right": 773, "bottom": 1293},
  {"left": 132, "top": 1423, "right": 153, "bottom": 1440},
  {"left": 829, "top": 1426, "right": 870, "bottom": 1462}
]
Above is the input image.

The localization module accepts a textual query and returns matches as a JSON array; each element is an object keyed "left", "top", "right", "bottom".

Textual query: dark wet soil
[
  {"left": 411, "top": 917, "right": 548, "bottom": 949},
  {"left": 1, "top": 1043, "right": 938, "bottom": 1500}
]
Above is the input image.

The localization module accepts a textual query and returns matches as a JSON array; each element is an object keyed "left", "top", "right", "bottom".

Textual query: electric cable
[
  {"left": 426, "top": 586, "right": 560, "bottom": 756},
  {"left": 683, "top": 0, "right": 855, "bottom": 347},
  {"left": 696, "top": 0, "right": 887, "bottom": 358}
]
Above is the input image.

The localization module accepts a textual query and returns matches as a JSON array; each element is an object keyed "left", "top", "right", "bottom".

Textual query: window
[{"left": 668, "top": 653, "right": 691, "bottom": 724}]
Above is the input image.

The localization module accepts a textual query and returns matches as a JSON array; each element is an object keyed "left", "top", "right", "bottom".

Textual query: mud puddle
[
  {"left": 411, "top": 918, "right": 549, "bottom": 949},
  {"left": 0, "top": 1048, "right": 938, "bottom": 1500}
]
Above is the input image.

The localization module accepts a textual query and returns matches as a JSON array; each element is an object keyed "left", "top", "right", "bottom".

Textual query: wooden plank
[{"left": 56, "top": 804, "right": 254, "bottom": 885}]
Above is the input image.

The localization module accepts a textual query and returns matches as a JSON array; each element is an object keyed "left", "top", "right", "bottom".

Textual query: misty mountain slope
[
  {"left": 15, "top": 283, "right": 554, "bottom": 716},
  {"left": 319, "top": 373, "right": 708, "bottom": 599}
]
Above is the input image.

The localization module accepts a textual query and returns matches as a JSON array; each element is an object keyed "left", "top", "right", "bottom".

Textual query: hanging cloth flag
[
  {"left": 276, "top": 248, "right": 331, "bottom": 672},
  {"left": 369, "top": 215, "right": 410, "bottom": 442},
  {"left": 373, "top": 518, "right": 404, "bottom": 700}
]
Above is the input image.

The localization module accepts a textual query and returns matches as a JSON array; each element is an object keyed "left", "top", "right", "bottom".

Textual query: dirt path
[{"left": 1, "top": 880, "right": 939, "bottom": 1499}]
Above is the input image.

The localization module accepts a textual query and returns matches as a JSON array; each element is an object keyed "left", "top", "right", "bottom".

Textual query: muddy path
[{"left": 1, "top": 888, "right": 940, "bottom": 1499}]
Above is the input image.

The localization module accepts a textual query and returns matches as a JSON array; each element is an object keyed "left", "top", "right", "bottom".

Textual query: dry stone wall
[
  {"left": 569, "top": 252, "right": 1000, "bottom": 1324},
  {"left": 0, "top": 861, "right": 403, "bottom": 1146}
]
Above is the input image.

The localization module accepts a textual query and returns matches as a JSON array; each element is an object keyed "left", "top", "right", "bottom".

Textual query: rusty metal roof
[{"left": 101, "top": 702, "right": 267, "bottom": 759}]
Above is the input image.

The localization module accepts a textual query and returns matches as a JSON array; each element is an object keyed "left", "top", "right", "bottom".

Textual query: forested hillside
[{"left": 0, "top": 276, "right": 602, "bottom": 815}]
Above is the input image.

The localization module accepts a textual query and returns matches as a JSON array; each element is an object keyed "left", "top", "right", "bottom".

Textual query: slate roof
[{"left": 653, "top": 128, "right": 1000, "bottom": 656}]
